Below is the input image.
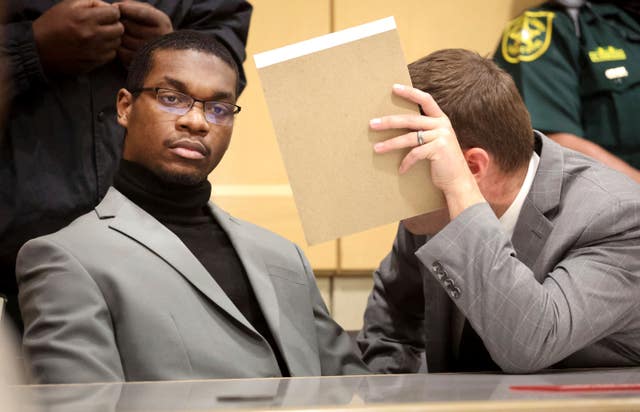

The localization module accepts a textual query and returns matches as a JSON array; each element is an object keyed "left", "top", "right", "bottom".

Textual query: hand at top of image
[
  {"left": 115, "top": 0, "right": 173, "bottom": 67},
  {"left": 32, "top": 0, "right": 124, "bottom": 75}
]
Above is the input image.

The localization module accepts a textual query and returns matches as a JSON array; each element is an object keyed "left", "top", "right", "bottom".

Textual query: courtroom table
[{"left": 9, "top": 368, "right": 640, "bottom": 412}]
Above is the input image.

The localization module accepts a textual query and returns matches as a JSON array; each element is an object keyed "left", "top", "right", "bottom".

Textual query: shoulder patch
[{"left": 501, "top": 11, "right": 555, "bottom": 63}]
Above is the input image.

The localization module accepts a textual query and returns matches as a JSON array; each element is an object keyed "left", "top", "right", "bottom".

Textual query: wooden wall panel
[
  {"left": 333, "top": 277, "right": 374, "bottom": 330},
  {"left": 209, "top": 0, "right": 336, "bottom": 270},
  {"left": 333, "top": 0, "right": 543, "bottom": 60},
  {"left": 315, "top": 278, "right": 332, "bottom": 313},
  {"left": 340, "top": 224, "right": 397, "bottom": 271},
  {"left": 214, "top": 0, "right": 332, "bottom": 185}
]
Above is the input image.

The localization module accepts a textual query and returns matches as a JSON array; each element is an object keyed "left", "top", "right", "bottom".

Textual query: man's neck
[
  {"left": 484, "top": 165, "right": 529, "bottom": 218},
  {"left": 113, "top": 160, "right": 212, "bottom": 217}
]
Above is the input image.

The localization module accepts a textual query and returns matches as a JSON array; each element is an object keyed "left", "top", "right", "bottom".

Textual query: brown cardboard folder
[{"left": 255, "top": 17, "right": 444, "bottom": 245}]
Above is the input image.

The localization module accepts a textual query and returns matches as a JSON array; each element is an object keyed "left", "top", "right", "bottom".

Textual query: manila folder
[{"left": 255, "top": 17, "right": 444, "bottom": 245}]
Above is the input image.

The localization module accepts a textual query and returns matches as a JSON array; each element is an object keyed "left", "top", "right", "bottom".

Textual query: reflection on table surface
[{"left": 10, "top": 368, "right": 640, "bottom": 412}]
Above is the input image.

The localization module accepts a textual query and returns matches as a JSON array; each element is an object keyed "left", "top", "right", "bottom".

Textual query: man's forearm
[{"left": 415, "top": 202, "right": 639, "bottom": 373}]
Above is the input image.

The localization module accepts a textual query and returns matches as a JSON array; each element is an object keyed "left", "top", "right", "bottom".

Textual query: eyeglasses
[{"left": 132, "top": 87, "right": 241, "bottom": 126}]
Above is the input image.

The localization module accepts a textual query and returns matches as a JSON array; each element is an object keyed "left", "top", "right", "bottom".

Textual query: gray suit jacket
[
  {"left": 17, "top": 188, "right": 368, "bottom": 383},
  {"left": 358, "top": 133, "right": 640, "bottom": 373}
]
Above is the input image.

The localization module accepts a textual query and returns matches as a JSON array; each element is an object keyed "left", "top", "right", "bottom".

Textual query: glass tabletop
[{"left": 9, "top": 367, "right": 640, "bottom": 412}]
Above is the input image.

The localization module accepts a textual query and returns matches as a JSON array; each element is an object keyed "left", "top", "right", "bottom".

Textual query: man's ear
[
  {"left": 116, "top": 88, "right": 133, "bottom": 128},
  {"left": 463, "top": 147, "right": 491, "bottom": 181}
]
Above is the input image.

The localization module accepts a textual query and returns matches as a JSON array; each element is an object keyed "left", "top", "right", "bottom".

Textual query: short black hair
[{"left": 126, "top": 30, "right": 240, "bottom": 95}]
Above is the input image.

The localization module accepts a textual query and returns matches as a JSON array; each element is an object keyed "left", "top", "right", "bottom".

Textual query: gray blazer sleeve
[
  {"left": 357, "top": 226, "right": 426, "bottom": 373},
  {"left": 17, "top": 238, "right": 124, "bottom": 384},
  {"left": 417, "top": 202, "right": 640, "bottom": 373},
  {"left": 295, "top": 246, "right": 370, "bottom": 376}
]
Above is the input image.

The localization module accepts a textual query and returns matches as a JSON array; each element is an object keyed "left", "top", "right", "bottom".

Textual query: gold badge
[{"left": 501, "top": 11, "right": 555, "bottom": 63}]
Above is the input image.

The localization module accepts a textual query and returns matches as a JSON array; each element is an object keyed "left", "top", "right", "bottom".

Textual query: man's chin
[
  {"left": 401, "top": 208, "right": 450, "bottom": 236},
  {"left": 155, "top": 168, "right": 209, "bottom": 186}
]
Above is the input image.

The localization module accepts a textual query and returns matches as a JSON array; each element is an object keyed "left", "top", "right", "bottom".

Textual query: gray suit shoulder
[
  {"left": 20, "top": 207, "right": 109, "bottom": 254},
  {"left": 560, "top": 146, "right": 640, "bottom": 206}
]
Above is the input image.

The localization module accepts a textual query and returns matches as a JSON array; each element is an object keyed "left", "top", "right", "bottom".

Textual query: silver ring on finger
[{"left": 416, "top": 130, "right": 425, "bottom": 146}]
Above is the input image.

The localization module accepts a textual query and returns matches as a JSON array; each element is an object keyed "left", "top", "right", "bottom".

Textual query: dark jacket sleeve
[
  {"left": 2, "top": 20, "right": 48, "bottom": 98},
  {"left": 181, "top": 0, "right": 252, "bottom": 94},
  {"left": 357, "top": 225, "right": 427, "bottom": 373}
]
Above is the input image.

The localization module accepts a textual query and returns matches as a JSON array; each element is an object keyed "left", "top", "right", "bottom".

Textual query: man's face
[{"left": 117, "top": 49, "right": 238, "bottom": 185}]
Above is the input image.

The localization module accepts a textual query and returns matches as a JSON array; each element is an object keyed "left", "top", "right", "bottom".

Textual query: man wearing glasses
[
  {"left": 16, "top": 30, "right": 368, "bottom": 384},
  {"left": 1, "top": 0, "right": 252, "bottom": 333}
]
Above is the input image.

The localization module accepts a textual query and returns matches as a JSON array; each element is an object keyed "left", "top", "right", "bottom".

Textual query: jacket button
[
  {"left": 450, "top": 287, "right": 461, "bottom": 299},
  {"left": 431, "top": 262, "right": 443, "bottom": 272},
  {"left": 97, "top": 111, "right": 105, "bottom": 122},
  {"left": 443, "top": 278, "right": 455, "bottom": 288}
]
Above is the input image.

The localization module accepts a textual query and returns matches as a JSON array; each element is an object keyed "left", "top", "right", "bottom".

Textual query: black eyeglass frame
[{"left": 131, "top": 87, "right": 241, "bottom": 124}]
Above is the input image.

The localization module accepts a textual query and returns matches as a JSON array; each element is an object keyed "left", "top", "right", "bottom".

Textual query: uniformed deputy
[{"left": 494, "top": 0, "right": 640, "bottom": 182}]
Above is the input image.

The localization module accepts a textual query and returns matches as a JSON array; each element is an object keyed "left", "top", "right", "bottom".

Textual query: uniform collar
[
  {"left": 584, "top": 3, "right": 627, "bottom": 21},
  {"left": 584, "top": 2, "right": 640, "bottom": 36}
]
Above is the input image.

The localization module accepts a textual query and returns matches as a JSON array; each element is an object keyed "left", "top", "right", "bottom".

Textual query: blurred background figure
[
  {"left": 494, "top": 0, "right": 640, "bottom": 183},
  {"left": 1, "top": 4, "right": 32, "bottom": 410},
  {"left": 0, "top": 0, "right": 252, "bottom": 331}
]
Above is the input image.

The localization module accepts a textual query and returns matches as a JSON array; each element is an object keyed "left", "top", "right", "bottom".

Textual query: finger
[
  {"left": 79, "top": 0, "right": 112, "bottom": 7},
  {"left": 117, "top": 1, "right": 166, "bottom": 26},
  {"left": 398, "top": 138, "right": 445, "bottom": 174},
  {"left": 85, "top": 3, "right": 121, "bottom": 24},
  {"left": 369, "top": 113, "right": 441, "bottom": 132},
  {"left": 392, "top": 84, "right": 446, "bottom": 118},
  {"left": 94, "top": 21, "right": 125, "bottom": 41},
  {"left": 374, "top": 128, "right": 447, "bottom": 154}
]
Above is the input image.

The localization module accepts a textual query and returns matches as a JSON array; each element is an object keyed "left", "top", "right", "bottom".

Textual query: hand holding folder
[{"left": 370, "top": 83, "right": 486, "bottom": 233}]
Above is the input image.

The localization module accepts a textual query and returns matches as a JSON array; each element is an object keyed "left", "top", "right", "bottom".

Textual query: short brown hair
[{"left": 409, "top": 49, "right": 533, "bottom": 172}]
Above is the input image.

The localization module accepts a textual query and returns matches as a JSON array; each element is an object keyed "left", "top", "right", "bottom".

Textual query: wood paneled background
[{"left": 210, "top": 0, "right": 542, "bottom": 330}]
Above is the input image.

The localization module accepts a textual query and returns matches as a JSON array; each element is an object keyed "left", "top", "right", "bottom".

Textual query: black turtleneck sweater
[{"left": 113, "top": 160, "right": 290, "bottom": 377}]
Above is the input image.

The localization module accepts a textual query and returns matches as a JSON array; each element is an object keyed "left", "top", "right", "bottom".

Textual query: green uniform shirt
[{"left": 494, "top": 2, "right": 640, "bottom": 168}]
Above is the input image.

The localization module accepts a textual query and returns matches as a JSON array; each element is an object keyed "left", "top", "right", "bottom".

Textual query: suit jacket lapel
[
  {"left": 511, "top": 133, "right": 563, "bottom": 282},
  {"left": 95, "top": 188, "right": 258, "bottom": 335},
  {"left": 209, "top": 205, "right": 284, "bottom": 351}
]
